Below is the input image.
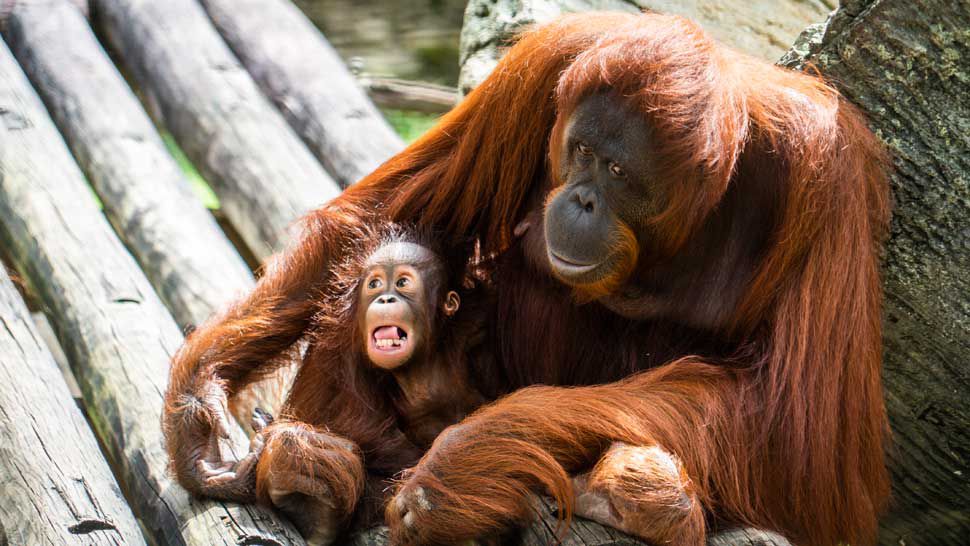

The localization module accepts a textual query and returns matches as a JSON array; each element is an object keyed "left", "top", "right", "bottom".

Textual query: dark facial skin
[
  {"left": 543, "top": 92, "right": 657, "bottom": 288},
  {"left": 359, "top": 242, "right": 459, "bottom": 369}
]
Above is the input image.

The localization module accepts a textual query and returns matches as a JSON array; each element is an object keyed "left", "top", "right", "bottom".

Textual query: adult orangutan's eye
[
  {"left": 609, "top": 162, "right": 626, "bottom": 178},
  {"left": 396, "top": 277, "right": 410, "bottom": 289},
  {"left": 576, "top": 142, "right": 593, "bottom": 155},
  {"left": 368, "top": 278, "right": 381, "bottom": 289}
]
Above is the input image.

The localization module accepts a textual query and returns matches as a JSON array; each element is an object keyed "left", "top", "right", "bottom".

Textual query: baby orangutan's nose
[{"left": 376, "top": 295, "right": 398, "bottom": 304}]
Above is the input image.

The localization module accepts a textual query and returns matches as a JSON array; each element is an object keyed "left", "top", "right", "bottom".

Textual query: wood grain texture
[
  {"left": 0, "top": 265, "right": 145, "bottom": 545},
  {"left": 0, "top": 39, "right": 304, "bottom": 546},
  {"left": 783, "top": 1, "right": 970, "bottom": 543},
  {"left": 93, "top": 0, "right": 340, "bottom": 261},
  {"left": 1, "top": 0, "right": 254, "bottom": 330},
  {"left": 200, "top": 0, "right": 404, "bottom": 187}
]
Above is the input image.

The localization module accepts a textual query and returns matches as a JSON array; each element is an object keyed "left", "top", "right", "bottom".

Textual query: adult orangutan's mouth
[{"left": 549, "top": 252, "right": 602, "bottom": 276}]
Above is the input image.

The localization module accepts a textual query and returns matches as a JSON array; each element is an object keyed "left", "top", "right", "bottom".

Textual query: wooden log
[
  {"left": 1, "top": 0, "right": 254, "bottom": 330},
  {"left": 0, "top": 39, "right": 304, "bottom": 546},
  {"left": 199, "top": 0, "right": 404, "bottom": 187},
  {"left": 348, "top": 498, "right": 793, "bottom": 546},
  {"left": 0, "top": 266, "right": 146, "bottom": 545},
  {"left": 94, "top": 0, "right": 340, "bottom": 260},
  {"left": 706, "top": 529, "right": 793, "bottom": 546},
  {"left": 360, "top": 77, "right": 457, "bottom": 115}
]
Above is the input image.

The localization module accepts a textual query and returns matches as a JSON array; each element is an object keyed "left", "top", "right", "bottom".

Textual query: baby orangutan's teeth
[{"left": 375, "top": 338, "right": 404, "bottom": 348}]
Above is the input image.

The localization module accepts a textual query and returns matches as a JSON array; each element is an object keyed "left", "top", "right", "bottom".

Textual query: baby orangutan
[
  {"left": 165, "top": 225, "right": 488, "bottom": 545},
  {"left": 356, "top": 238, "right": 486, "bottom": 448}
]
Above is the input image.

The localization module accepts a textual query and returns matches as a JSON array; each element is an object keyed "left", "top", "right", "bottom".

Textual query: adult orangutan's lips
[
  {"left": 549, "top": 251, "right": 602, "bottom": 276},
  {"left": 372, "top": 325, "right": 409, "bottom": 351}
]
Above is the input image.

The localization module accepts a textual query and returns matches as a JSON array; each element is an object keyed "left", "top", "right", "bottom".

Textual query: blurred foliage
[
  {"left": 412, "top": 44, "right": 460, "bottom": 85},
  {"left": 293, "top": 0, "right": 465, "bottom": 86},
  {"left": 383, "top": 109, "right": 440, "bottom": 143}
]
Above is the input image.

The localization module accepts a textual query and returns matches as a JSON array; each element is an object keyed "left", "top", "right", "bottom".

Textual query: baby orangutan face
[{"left": 359, "top": 242, "right": 460, "bottom": 370}]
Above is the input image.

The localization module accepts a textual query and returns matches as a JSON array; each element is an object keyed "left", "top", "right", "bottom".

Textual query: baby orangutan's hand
[{"left": 191, "top": 408, "right": 274, "bottom": 501}]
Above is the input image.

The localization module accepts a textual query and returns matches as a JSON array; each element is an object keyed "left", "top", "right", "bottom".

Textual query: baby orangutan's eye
[
  {"left": 396, "top": 277, "right": 410, "bottom": 288},
  {"left": 368, "top": 278, "right": 381, "bottom": 289}
]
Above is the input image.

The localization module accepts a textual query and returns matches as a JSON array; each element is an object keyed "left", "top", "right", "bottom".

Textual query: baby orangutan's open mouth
[{"left": 372, "top": 325, "right": 409, "bottom": 352}]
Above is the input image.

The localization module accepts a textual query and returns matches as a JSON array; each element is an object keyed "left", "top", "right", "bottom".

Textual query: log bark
[
  {"left": 0, "top": 39, "right": 304, "bottom": 546},
  {"left": 782, "top": 1, "right": 970, "bottom": 544},
  {"left": 1, "top": 0, "right": 254, "bottom": 330},
  {"left": 0, "top": 266, "right": 145, "bottom": 545},
  {"left": 93, "top": 0, "right": 340, "bottom": 261},
  {"left": 199, "top": 0, "right": 405, "bottom": 187}
]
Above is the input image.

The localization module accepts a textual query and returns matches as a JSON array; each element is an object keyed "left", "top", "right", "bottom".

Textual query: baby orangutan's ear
[{"left": 443, "top": 291, "right": 460, "bottom": 316}]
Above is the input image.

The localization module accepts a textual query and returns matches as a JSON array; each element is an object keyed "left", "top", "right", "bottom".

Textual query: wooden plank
[
  {"left": 94, "top": 0, "right": 340, "bottom": 260},
  {"left": 200, "top": 0, "right": 404, "bottom": 187},
  {"left": 0, "top": 38, "right": 304, "bottom": 546},
  {"left": 2, "top": 0, "right": 254, "bottom": 330},
  {"left": 0, "top": 265, "right": 146, "bottom": 545}
]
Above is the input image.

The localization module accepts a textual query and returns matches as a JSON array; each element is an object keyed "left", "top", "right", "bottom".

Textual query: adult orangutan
[{"left": 163, "top": 11, "right": 891, "bottom": 546}]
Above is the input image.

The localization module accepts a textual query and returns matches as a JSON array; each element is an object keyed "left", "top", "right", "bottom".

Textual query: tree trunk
[
  {"left": 93, "top": 0, "right": 340, "bottom": 261},
  {"left": 783, "top": 2, "right": 970, "bottom": 544},
  {"left": 0, "top": 266, "right": 145, "bottom": 545},
  {"left": 460, "top": 1, "right": 970, "bottom": 544},
  {"left": 0, "top": 39, "right": 304, "bottom": 546},
  {"left": 199, "top": 0, "right": 405, "bottom": 187},
  {"left": 1, "top": 0, "right": 254, "bottom": 331}
]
